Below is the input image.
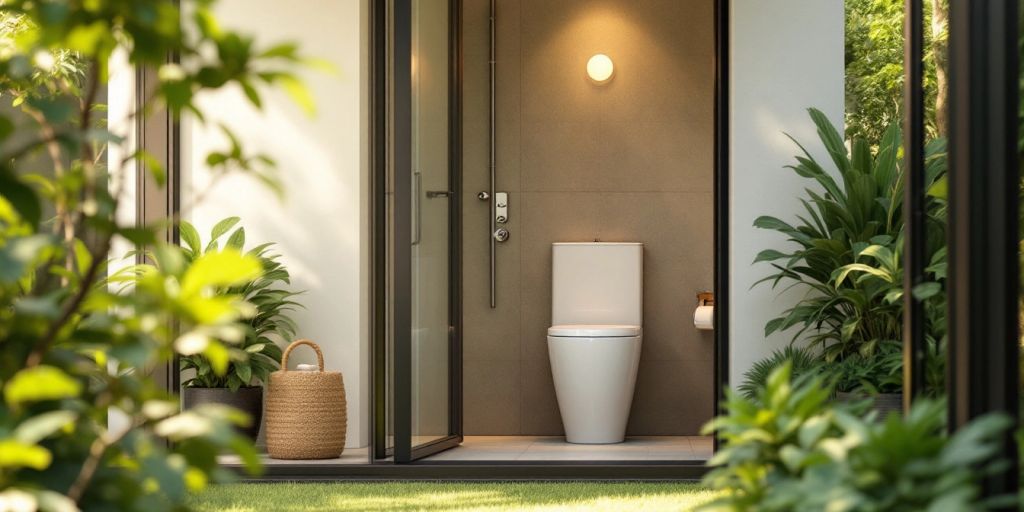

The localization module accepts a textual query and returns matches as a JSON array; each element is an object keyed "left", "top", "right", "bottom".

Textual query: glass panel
[
  {"left": 842, "top": 0, "right": 947, "bottom": 401},
  {"left": 840, "top": 0, "right": 910, "bottom": 398},
  {"left": 921, "top": 0, "right": 948, "bottom": 397},
  {"left": 409, "top": 0, "right": 451, "bottom": 447}
]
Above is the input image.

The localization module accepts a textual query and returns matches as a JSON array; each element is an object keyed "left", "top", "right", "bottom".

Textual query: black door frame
[
  {"left": 901, "top": 0, "right": 928, "bottom": 402},
  {"left": 369, "top": 0, "right": 731, "bottom": 473},
  {"left": 370, "top": 0, "right": 465, "bottom": 464},
  {"left": 902, "top": 0, "right": 1021, "bottom": 501},
  {"left": 945, "top": 0, "right": 1020, "bottom": 500}
]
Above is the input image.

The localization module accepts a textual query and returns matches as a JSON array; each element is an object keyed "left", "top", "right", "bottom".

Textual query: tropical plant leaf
[
  {"left": 210, "top": 216, "right": 241, "bottom": 243},
  {"left": 752, "top": 109, "right": 947, "bottom": 383},
  {"left": 179, "top": 221, "right": 202, "bottom": 255}
]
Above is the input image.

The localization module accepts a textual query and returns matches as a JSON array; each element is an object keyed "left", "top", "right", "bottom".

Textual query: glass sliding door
[
  {"left": 409, "top": 0, "right": 455, "bottom": 451},
  {"left": 377, "top": 0, "right": 461, "bottom": 463}
]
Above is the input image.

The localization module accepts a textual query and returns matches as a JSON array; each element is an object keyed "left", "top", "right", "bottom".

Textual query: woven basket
[{"left": 265, "top": 339, "right": 347, "bottom": 459}]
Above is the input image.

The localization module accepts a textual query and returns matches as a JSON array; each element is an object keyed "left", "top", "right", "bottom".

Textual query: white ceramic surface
[
  {"left": 548, "top": 333, "right": 642, "bottom": 443},
  {"left": 551, "top": 243, "right": 643, "bottom": 327},
  {"left": 548, "top": 243, "right": 644, "bottom": 444},
  {"left": 547, "top": 324, "right": 641, "bottom": 337}
]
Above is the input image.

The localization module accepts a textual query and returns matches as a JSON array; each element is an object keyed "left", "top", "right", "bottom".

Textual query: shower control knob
[
  {"left": 477, "top": 191, "right": 490, "bottom": 201},
  {"left": 493, "top": 228, "right": 510, "bottom": 242}
]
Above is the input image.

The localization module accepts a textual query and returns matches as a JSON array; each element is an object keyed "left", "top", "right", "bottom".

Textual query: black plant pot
[
  {"left": 182, "top": 386, "right": 263, "bottom": 440},
  {"left": 836, "top": 391, "right": 903, "bottom": 420}
]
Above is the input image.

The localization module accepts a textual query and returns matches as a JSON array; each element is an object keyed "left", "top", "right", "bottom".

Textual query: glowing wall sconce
[{"left": 586, "top": 54, "right": 614, "bottom": 83}]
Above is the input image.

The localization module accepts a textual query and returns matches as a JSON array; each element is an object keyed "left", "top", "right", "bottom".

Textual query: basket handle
[{"left": 281, "top": 339, "right": 325, "bottom": 372}]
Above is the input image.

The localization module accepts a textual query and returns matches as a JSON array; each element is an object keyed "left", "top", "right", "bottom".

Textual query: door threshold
[{"left": 223, "top": 460, "right": 709, "bottom": 481}]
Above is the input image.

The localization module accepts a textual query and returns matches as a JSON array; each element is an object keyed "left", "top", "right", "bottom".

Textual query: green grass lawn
[{"left": 188, "top": 482, "right": 715, "bottom": 511}]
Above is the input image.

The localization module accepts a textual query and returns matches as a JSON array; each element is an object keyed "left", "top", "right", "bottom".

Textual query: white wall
[
  {"left": 181, "top": 0, "right": 370, "bottom": 447},
  {"left": 729, "top": 0, "right": 845, "bottom": 383},
  {"left": 106, "top": 47, "right": 137, "bottom": 438}
]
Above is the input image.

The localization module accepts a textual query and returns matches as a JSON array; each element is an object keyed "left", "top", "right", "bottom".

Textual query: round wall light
[{"left": 586, "top": 54, "right": 614, "bottom": 83}]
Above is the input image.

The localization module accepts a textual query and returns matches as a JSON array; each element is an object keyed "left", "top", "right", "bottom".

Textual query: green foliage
[
  {"left": 756, "top": 109, "right": 899, "bottom": 361},
  {"left": 738, "top": 346, "right": 820, "bottom": 399},
  {"left": 829, "top": 340, "right": 902, "bottom": 394},
  {"left": 702, "top": 364, "right": 845, "bottom": 510},
  {"left": 174, "top": 218, "right": 298, "bottom": 390},
  {"left": 845, "top": 0, "right": 944, "bottom": 142},
  {"left": 0, "top": 1, "right": 312, "bottom": 510},
  {"left": 754, "top": 109, "right": 947, "bottom": 387},
  {"left": 701, "top": 364, "right": 1012, "bottom": 511},
  {"left": 845, "top": 0, "right": 908, "bottom": 143}
]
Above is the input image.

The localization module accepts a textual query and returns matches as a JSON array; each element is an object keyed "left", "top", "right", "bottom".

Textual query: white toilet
[{"left": 547, "top": 242, "right": 643, "bottom": 444}]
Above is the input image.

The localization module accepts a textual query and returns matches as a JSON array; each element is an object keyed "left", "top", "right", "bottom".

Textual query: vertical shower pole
[{"left": 488, "top": 0, "right": 497, "bottom": 308}]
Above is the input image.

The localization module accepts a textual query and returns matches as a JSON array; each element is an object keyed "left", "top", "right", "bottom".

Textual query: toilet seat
[{"left": 547, "top": 324, "right": 641, "bottom": 338}]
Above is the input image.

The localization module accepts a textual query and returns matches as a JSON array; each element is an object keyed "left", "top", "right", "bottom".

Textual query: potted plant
[
  {"left": 178, "top": 217, "right": 301, "bottom": 440},
  {"left": 829, "top": 339, "right": 903, "bottom": 416}
]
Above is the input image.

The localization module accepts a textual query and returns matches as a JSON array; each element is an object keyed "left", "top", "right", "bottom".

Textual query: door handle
[{"left": 426, "top": 190, "right": 453, "bottom": 198}]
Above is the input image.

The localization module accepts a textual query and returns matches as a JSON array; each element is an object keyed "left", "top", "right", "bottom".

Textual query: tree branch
[
  {"left": 66, "top": 414, "right": 136, "bottom": 503},
  {"left": 26, "top": 59, "right": 111, "bottom": 366},
  {"left": 25, "top": 231, "right": 112, "bottom": 367}
]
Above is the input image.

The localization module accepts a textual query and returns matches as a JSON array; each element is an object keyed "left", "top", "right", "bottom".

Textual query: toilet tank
[{"left": 551, "top": 243, "right": 643, "bottom": 326}]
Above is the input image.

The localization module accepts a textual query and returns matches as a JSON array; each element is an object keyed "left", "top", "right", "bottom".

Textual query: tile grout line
[{"left": 516, "top": 0, "right": 526, "bottom": 438}]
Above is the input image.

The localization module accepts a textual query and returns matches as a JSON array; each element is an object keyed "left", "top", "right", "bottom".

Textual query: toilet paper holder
[{"left": 693, "top": 292, "right": 715, "bottom": 331}]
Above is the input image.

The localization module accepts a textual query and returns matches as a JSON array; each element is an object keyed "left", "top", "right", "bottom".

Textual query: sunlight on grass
[{"left": 188, "top": 482, "right": 716, "bottom": 511}]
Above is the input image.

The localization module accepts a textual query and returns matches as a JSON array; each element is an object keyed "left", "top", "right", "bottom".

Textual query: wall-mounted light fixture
[{"left": 586, "top": 54, "right": 614, "bottom": 83}]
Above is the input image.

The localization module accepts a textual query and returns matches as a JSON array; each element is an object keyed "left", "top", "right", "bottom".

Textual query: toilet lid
[{"left": 547, "top": 324, "right": 642, "bottom": 337}]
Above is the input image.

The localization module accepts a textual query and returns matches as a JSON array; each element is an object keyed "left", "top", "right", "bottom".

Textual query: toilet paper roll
[
  {"left": 296, "top": 363, "right": 319, "bottom": 371},
  {"left": 694, "top": 305, "right": 714, "bottom": 330}
]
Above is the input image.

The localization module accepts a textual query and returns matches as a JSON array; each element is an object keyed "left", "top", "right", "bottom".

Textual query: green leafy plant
[
  {"left": 755, "top": 108, "right": 905, "bottom": 362},
  {"left": 702, "top": 363, "right": 847, "bottom": 510},
  {"left": 845, "top": 0, "right": 910, "bottom": 144},
  {"left": 0, "top": 1, "right": 312, "bottom": 510},
  {"left": 829, "top": 339, "right": 903, "bottom": 394},
  {"left": 738, "top": 346, "right": 821, "bottom": 399},
  {"left": 790, "top": 401, "right": 1010, "bottom": 511},
  {"left": 755, "top": 110, "right": 947, "bottom": 371},
  {"left": 176, "top": 217, "right": 298, "bottom": 390},
  {"left": 845, "top": 0, "right": 947, "bottom": 142},
  {"left": 701, "top": 364, "right": 1012, "bottom": 511}
]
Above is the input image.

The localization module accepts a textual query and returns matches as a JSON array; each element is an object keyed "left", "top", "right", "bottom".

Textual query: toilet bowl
[
  {"left": 548, "top": 325, "right": 642, "bottom": 444},
  {"left": 547, "top": 243, "right": 643, "bottom": 444}
]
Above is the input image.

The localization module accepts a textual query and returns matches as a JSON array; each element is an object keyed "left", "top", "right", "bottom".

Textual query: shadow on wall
[{"left": 180, "top": 0, "right": 368, "bottom": 447}]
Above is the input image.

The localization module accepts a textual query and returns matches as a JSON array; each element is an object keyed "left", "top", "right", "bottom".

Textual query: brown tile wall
[{"left": 462, "top": 0, "right": 715, "bottom": 435}]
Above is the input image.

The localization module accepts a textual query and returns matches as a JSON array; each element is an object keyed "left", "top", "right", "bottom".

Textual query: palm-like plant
[
  {"left": 754, "top": 108, "right": 946, "bottom": 363},
  {"left": 737, "top": 345, "right": 820, "bottom": 399},
  {"left": 177, "top": 217, "right": 300, "bottom": 390}
]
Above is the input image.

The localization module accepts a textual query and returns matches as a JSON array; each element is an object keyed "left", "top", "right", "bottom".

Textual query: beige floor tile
[
  {"left": 461, "top": 435, "right": 533, "bottom": 446},
  {"left": 517, "top": 450, "right": 652, "bottom": 461},
  {"left": 220, "top": 446, "right": 371, "bottom": 466},
  {"left": 647, "top": 452, "right": 700, "bottom": 461},
  {"left": 426, "top": 450, "right": 524, "bottom": 461},
  {"left": 419, "top": 435, "right": 712, "bottom": 462}
]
